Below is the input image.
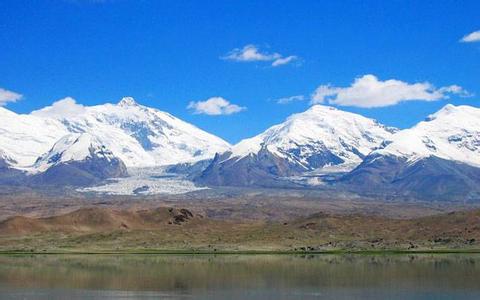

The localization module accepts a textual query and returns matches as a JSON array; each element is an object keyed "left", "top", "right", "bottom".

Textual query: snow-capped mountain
[
  {"left": 30, "top": 133, "right": 128, "bottom": 186},
  {"left": 368, "top": 104, "right": 480, "bottom": 166},
  {"left": 197, "top": 105, "right": 397, "bottom": 186},
  {"left": 342, "top": 104, "right": 480, "bottom": 200},
  {"left": 34, "top": 97, "right": 231, "bottom": 167},
  {"left": 33, "top": 133, "right": 124, "bottom": 172},
  {"left": 0, "top": 98, "right": 231, "bottom": 169}
]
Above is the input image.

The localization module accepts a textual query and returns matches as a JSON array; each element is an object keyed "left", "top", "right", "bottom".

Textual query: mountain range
[
  {"left": 1, "top": 98, "right": 479, "bottom": 200},
  {"left": 0, "top": 97, "right": 230, "bottom": 186},
  {"left": 196, "top": 103, "right": 480, "bottom": 200}
]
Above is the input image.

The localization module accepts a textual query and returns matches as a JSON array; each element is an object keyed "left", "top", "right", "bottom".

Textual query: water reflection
[{"left": 0, "top": 254, "right": 479, "bottom": 299}]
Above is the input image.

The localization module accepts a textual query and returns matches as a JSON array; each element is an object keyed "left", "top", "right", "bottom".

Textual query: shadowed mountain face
[
  {"left": 0, "top": 156, "right": 24, "bottom": 185},
  {"left": 31, "top": 156, "right": 128, "bottom": 187},
  {"left": 0, "top": 156, "right": 127, "bottom": 187},
  {"left": 342, "top": 155, "right": 480, "bottom": 200},
  {"left": 0, "top": 135, "right": 128, "bottom": 187},
  {"left": 0, "top": 158, "right": 9, "bottom": 170},
  {"left": 196, "top": 149, "right": 304, "bottom": 187}
]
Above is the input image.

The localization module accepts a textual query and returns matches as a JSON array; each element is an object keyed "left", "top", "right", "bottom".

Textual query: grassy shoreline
[{"left": 1, "top": 249, "right": 480, "bottom": 255}]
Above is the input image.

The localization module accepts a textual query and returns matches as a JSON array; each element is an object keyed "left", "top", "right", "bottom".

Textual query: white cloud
[
  {"left": 311, "top": 74, "right": 470, "bottom": 108},
  {"left": 31, "top": 97, "right": 87, "bottom": 118},
  {"left": 272, "top": 55, "right": 298, "bottom": 67},
  {"left": 187, "top": 97, "right": 246, "bottom": 116},
  {"left": 0, "top": 88, "right": 22, "bottom": 106},
  {"left": 222, "top": 45, "right": 298, "bottom": 67},
  {"left": 437, "top": 84, "right": 471, "bottom": 96},
  {"left": 275, "top": 95, "right": 305, "bottom": 104},
  {"left": 223, "top": 45, "right": 280, "bottom": 62},
  {"left": 460, "top": 30, "right": 480, "bottom": 43}
]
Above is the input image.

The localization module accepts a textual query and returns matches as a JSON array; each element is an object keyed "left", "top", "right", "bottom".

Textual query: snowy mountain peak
[
  {"left": 33, "top": 133, "right": 118, "bottom": 173},
  {"left": 427, "top": 104, "right": 478, "bottom": 121},
  {"left": 230, "top": 104, "right": 396, "bottom": 169},
  {"left": 118, "top": 97, "right": 138, "bottom": 107},
  {"left": 87, "top": 100, "right": 231, "bottom": 166},
  {"left": 374, "top": 104, "right": 480, "bottom": 167},
  {"left": 433, "top": 103, "right": 457, "bottom": 115},
  {"left": 306, "top": 104, "right": 339, "bottom": 114}
]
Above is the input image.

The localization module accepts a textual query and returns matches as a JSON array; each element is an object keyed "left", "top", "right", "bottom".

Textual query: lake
[{"left": 0, "top": 254, "right": 479, "bottom": 299}]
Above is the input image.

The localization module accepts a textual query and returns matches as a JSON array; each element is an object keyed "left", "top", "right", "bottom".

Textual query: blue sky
[{"left": 1, "top": 0, "right": 479, "bottom": 143}]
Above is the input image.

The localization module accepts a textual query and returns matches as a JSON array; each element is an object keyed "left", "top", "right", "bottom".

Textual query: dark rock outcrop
[
  {"left": 341, "top": 155, "right": 480, "bottom": 201},
  {"left": 195, "top": 148, "right": 304, "bottom": 187}
]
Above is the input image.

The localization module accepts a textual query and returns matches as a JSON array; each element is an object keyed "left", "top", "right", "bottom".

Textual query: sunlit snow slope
[{"left": 0, "top": 97, "right": 231, "bottom": 169}]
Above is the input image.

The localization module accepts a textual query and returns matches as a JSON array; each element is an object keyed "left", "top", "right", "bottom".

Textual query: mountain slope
[
  {"left": 197, "top": 105, "right": 396, "bottom": 186},
  {"left": 31, "top": 133, "right": 128, "bottom": 186},
  {"left": 342, "top": 105, "right": 480, "bottom": 200},
  {"left": 0, "top": 107, "right": 68, "bottom": 167},
  {"left": 0, "top": 150, "right": 16, "bottom": 170}
]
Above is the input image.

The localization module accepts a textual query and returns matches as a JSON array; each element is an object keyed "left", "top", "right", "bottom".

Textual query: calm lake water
[{"left": 0, "top": 254, "right": 480, "bottom": 299}]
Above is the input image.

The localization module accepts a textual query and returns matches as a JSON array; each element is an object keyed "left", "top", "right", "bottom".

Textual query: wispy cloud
[
  {"left": 0, "top": 88, "right": 22, "bottom": 106},
  {"left": 460, "top": 30, "right": 480, "bottom": 43},
  {"left": 275, "top": 95, "right": 305, "bottom": 104},
  {"left": 31, "top": 97, "right": 86, "bottom": 118},
  {"left": 311, "top": 74, "right": 471, "bottom": 108},
  {"left": 271, "top": 55, "right": 298, "bottom": 67},
  {"left": 222, "top": 45, "right": 299, "bottom": 67},
  {"left": 223, "top": 45, "right": 280, "bottom": 62},
  {"left": 187, "top": 97, "right": 246, "bottom": 116}
]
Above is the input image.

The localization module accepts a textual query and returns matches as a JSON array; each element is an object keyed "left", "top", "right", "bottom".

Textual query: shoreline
[{"left": 1, "top": 249, "right": 480, "bottom": 255}]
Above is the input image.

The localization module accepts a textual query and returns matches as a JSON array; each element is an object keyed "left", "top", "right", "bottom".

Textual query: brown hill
[
  {"left": 0, "top": 207, "right": 199, "bottom": 235},
  {"left": 283, "top": 210, "right": 480, "bottom": 250},
  {"left": 0, "top": 206, "right": 479, "bottom": 251}
]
